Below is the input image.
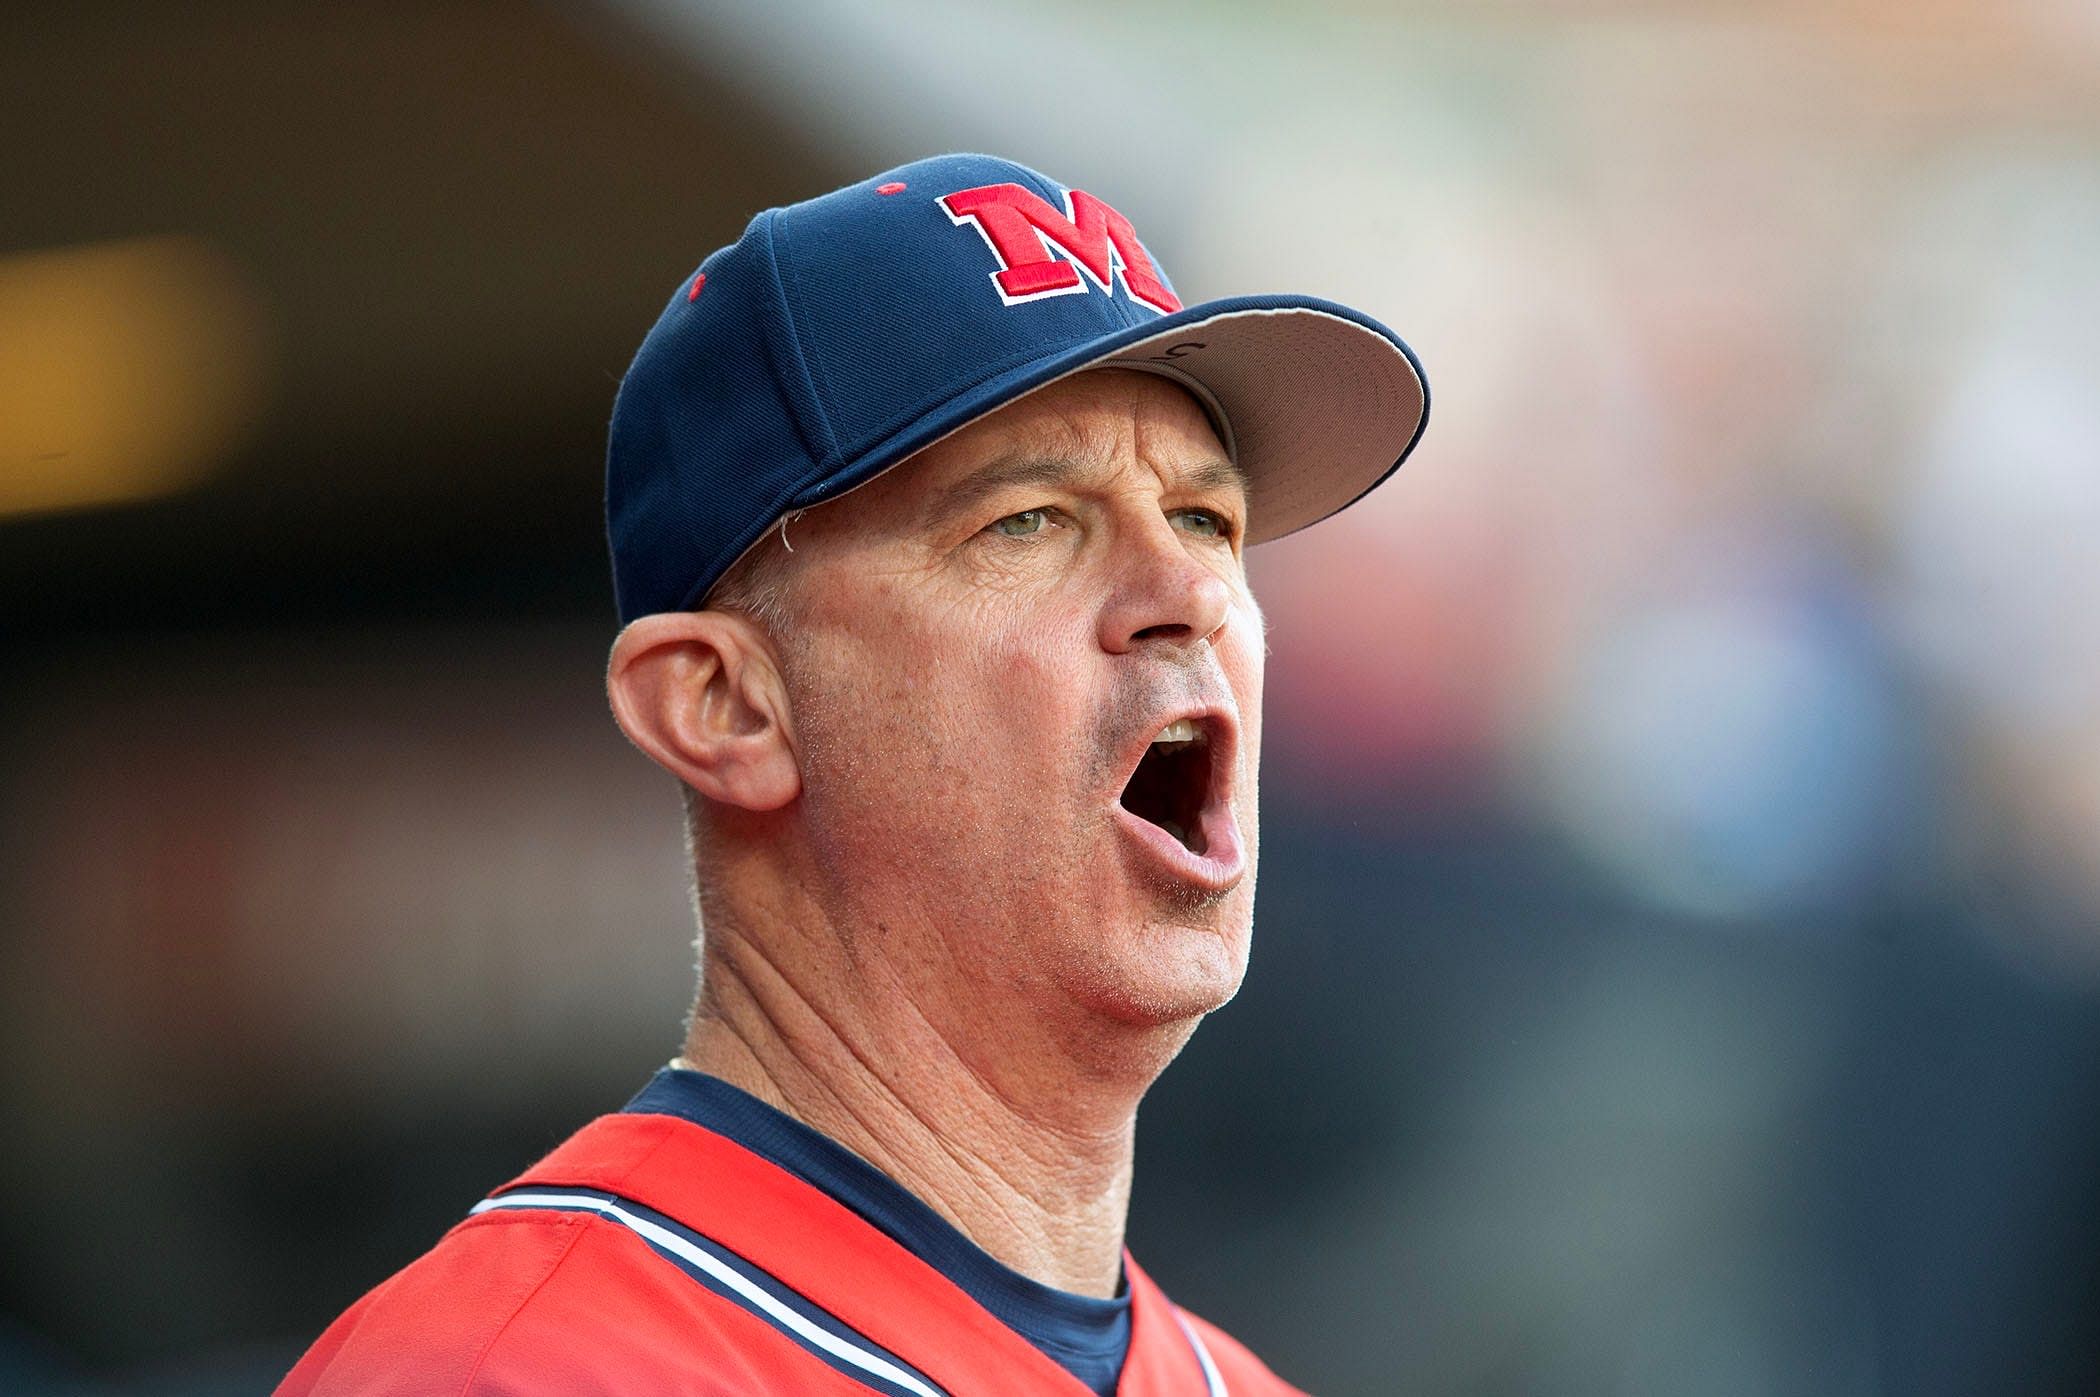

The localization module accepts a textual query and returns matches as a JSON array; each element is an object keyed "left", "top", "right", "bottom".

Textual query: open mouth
[{"left": 1118, "top": 717, "right": 1214, "bottom": 854}]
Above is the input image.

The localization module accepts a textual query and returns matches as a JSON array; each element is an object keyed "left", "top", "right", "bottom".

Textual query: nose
[{"left": 1097, "top": 516, "right": 1234, "bottom": 655}]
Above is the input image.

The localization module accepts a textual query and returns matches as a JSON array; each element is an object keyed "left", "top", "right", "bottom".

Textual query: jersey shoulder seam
[
  {"left": 449, "top": 1211, "right": 597, "bottom": 1397},
  {"left": 453, "top": 1126, "right": 683, "bottom": 1396}
]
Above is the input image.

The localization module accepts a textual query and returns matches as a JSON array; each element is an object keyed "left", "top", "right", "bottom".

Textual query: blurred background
[{"left": 3, "top": 1, "right": 2097, "bottom": 1393}]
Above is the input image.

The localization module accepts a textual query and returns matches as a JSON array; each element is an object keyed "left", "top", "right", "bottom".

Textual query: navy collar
[{"left": 624, "top": 1067, "right": 1131, "bottom": 1393}]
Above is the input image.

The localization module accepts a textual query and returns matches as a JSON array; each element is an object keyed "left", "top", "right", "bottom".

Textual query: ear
[{"left": 606, "top": 612, "right": 800, "bottom": 812}]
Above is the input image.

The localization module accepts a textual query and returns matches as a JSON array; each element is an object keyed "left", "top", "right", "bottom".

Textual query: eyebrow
[{"left": 929, "top": 452, "right": 1248, "bottom": 526}]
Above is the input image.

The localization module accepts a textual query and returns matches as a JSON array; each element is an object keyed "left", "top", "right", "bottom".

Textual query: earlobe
[{"left": 606, "top": 613, "right": 801, "bottom": 812}]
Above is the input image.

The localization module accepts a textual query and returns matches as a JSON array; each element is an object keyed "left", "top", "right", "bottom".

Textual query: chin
[{"left": 1067, "top": 912, "right": 1253, "bottom": 1029}]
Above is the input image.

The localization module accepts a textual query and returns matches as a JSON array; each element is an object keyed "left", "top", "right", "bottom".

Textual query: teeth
[{"left": 1153, "top": 718, "right": 1201, "bottom": 745}]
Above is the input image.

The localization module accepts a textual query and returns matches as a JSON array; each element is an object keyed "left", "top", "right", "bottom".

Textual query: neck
[{"left": 680, "top": 905, "right": 1175, "bottom": 1299}]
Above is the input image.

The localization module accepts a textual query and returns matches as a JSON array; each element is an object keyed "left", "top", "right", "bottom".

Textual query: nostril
[{"left": 1131, "top": 623, "right": 1193, "bottom": 642}]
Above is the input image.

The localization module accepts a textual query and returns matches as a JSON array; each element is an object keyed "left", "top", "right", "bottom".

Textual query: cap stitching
[
  {"left": 766, "top": 209, "right": 844, "bottom": 467},
  {"left": 758, "top": 209, "right": 840, "bottom": 465}
]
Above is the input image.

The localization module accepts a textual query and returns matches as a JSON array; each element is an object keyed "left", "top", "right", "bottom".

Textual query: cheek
[
  {"left": 937, "top": 602, "right": 1101, "bottom": 790},
  {"left": 793, "top": 589, "right": 1098, "bottom": 817}
]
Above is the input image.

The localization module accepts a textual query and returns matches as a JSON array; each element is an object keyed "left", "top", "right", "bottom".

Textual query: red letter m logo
[{"left": 939, "top": 183, "right": 1182, "bottom": 315}]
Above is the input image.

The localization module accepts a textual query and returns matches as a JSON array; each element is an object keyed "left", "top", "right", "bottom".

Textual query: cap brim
[
  {"left": 1095, "top": 296, "right": 1429, "bottom": 544},
  {"left": 740, "top": 293, "right": 1427, "bottom": 603}
]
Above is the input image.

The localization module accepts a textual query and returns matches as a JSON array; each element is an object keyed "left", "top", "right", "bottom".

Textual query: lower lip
[{"left": 1112, "top": 799, "right": 1247, "bottom": 892}]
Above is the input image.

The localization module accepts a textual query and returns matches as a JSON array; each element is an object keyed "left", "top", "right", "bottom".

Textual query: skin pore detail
[{"left": 610, "top": 368, "right": 1267, "bottom": 1299}]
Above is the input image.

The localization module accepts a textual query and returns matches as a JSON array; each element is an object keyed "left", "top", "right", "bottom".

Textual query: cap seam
[
  {"left": 765, "top": 208, "right": 843, "bottom": 467},
  {"left": 759, "top": 208, "right": 840, "bottom": 465}
]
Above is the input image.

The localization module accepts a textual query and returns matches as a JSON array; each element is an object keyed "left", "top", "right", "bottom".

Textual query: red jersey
[{"left": 278, "top": 1102, "right": 1304, "bottom": 1395}]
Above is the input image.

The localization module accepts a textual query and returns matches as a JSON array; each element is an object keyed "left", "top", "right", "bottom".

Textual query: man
[{"left": 280, "top": 152, "right": 1427, "bottom": 1396}]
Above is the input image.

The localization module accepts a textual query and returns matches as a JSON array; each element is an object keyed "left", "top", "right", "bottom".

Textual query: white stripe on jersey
[
  {"left": 1172, "top": 1309, "right": 1229, "bottom": 1396},
  {"left": 472, "top": 1190, "right": 945, "bottom": 1397}
]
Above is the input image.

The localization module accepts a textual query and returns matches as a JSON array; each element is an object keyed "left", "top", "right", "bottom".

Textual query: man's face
[{"left": 769, "top": 369, "right": 1265, "bottom": 1034}]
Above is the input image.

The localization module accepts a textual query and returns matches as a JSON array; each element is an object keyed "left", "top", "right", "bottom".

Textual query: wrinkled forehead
[
  {"left": 709, "top": 368, "right": 1246, "bottom": 612},
  {"left": 854, "top": 368, "right": 1242, "bottom": 516}
]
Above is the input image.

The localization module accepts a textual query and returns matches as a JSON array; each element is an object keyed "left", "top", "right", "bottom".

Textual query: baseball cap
[{"left": 606, "top": 152, "right": 1429, "bottom": 624}]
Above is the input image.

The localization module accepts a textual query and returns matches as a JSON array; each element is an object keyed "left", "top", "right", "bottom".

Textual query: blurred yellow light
[{"left": 0, "top": 235, "right": 267, "bottom": 518}]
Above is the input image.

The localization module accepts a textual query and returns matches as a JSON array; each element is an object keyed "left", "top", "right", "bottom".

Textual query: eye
[
  {"left": 1170, "top": 508, "right": 1230, "bottom": 540},
  {"left": 990, "top": 508, "right": 1051, "bottom": 537}
]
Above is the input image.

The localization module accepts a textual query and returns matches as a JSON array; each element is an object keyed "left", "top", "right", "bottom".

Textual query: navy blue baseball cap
[{"left": 606, "top": 153, "right": 1429, "bottom": 624}]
